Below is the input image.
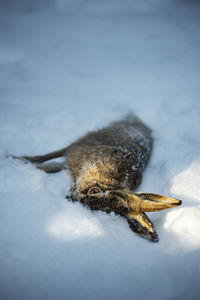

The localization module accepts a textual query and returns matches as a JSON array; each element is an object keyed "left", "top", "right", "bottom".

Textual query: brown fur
[{"left": 11, "top": 115, "right": 182, "bottom": 242}]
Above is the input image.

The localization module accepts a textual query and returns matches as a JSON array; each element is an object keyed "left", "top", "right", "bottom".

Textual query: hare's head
[
  {"left": 67, "top": 178, "right": 182, "bottom": 215},
  {"left": 67, "top": 175, "right": 181, "bottom": 243},
  {"left": 66, "top": 146, "right": 182, "bottom": 242}
]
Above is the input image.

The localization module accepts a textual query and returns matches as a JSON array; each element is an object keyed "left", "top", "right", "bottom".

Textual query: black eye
[{"left": 87, "top": 187, "right": 101, "bottom": 195}]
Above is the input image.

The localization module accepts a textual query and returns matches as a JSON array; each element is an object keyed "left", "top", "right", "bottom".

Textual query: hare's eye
[{"left": 87, "top": 187, "right": 101, "bottom": 195}]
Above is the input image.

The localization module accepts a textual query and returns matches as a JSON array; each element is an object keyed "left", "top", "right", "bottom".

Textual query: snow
[{"left": 0, "top": 0, "right": 200, "bottom": 299}]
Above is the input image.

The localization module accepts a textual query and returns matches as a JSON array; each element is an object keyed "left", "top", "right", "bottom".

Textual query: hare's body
[
  {"left": 13, "top": 115, "right": 181, "bottom": 242},
  {"left": 66, "top": 115, "right": 152, "bottom": 190}
]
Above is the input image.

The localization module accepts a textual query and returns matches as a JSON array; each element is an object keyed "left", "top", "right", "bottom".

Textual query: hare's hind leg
[
  {"left": 36, "top": 161, "right": 66, "bottom": 173},
  {"left": 11, "top": 148, "right": 67, "bottom": 163}
]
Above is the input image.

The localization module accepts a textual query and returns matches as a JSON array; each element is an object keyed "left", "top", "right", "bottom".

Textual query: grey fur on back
[
  {"left": 66, "top": 114, "right": 153, "bottom": 190},
  {"left": 68, "top": 115, "right": 152, "bottom": 170}
]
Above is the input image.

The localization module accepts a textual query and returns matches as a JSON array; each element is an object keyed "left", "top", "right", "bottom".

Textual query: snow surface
[{"left": 0, "top": 1, "right": 200, "bottom": 299}]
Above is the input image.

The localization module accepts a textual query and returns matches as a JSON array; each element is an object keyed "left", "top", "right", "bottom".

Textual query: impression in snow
[{"left": 11, "top": 114, "right": 182, "bottom": 242}]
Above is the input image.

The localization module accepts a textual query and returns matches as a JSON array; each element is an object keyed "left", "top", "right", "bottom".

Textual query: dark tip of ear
[
  {"left": 174, "top": 200, "right": 182, "bottom": 206},
  {"left": 150, "top": 232, "right": 159, "bottom": 242}
]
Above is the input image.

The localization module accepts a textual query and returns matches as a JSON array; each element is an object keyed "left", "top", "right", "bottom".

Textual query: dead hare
[{"left": 11, "top": 114, "right": 182, "bottom": 242}]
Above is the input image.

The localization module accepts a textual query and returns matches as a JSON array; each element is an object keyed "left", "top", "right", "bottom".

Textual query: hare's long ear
[
  {"left": 136, "top": 193, "right": 182, "bottom": 212},
  {"left": 126, "top": 210, "right": 159, "bottom": 242}
]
